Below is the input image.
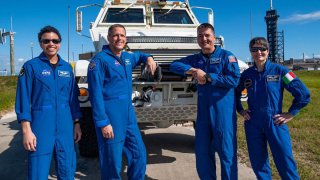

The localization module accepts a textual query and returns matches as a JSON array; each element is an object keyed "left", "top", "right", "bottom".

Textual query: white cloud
[
  {"left": 17, "top": 58, "right": 25, "bottom": 62},
  {"left": 280, "top": 11, "right": 320, "bottom": 24}
]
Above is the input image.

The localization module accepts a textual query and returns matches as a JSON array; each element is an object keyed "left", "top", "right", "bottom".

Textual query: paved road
[{"left": 0, "top": 112, "right": 255, "bottom": 180}]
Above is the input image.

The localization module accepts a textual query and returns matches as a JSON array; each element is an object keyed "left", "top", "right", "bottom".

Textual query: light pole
[{"left": 30, "top": 42, "right": 34, "bottom": 58}]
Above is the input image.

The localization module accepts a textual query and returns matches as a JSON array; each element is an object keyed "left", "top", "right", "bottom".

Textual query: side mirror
[
  {"left": 0, "top": 29, "right": 6, "bottom": 45},
  {"left": 76, "top": 10, "right": 83, "bottom": 32}
]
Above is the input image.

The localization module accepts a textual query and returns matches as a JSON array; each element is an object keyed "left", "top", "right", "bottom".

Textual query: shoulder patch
[
  {"left": 228, "top": 55, "right": 237, "bottom": 63},
  {"left": 209, "top": 58, "right": 221, "bottom": 64},
  {"left": 282, "top": 71, "right": 296, "bottom": 85},
  {"left": 89, "top": 61, "right": 97, "bottom": 71},
  {"left": 19, "top": 67, "right": 25, "bottom": 77}
]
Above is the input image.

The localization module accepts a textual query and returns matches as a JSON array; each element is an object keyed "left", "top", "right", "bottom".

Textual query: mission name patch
[
  {"left": 89, "top": 61, "right": 97, "bottom": 70},
  {"left": 58, "top": 70, "right": 70, "bottom": 77},
  {"left": 19, "top": 67, "right": 25, "bottom": 77}
]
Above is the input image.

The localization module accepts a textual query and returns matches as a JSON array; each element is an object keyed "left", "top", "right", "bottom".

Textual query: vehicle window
[
  {"left": 154, "top": 9, "right": 193, "bottom": 24},
  {"left": 102, "top": 8, "right": 144, "bottom": 23}
]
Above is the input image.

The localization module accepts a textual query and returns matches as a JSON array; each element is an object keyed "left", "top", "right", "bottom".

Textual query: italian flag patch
[{"left": 282, "top": 71, "right": 296, "bottom": 85}]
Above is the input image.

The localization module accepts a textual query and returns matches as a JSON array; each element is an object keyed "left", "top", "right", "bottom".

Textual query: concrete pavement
[{"left": 0, "top": 112, "right": 256, "bottom": 180}]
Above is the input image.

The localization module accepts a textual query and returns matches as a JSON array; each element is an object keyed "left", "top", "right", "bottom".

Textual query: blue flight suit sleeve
[
  {"left": 87, "top": 57, "right": 111, "bottom": 128},
  {"left": 131, "top": 51, "right": 152, "bottom": 68},
  {"left": 69, "top": 70, "right": 82, "bottom": 120},
  {"left": 282, "top": 70, "right": 311, "bottom": 116},
  {"left": 169, "top": 56, "right": 194, "bottom": 76},
  {"left": 207, "top": 54, "right": 241, "bottom": 88},
  {"left": 235, "top": 73, "right": 246, "bottom": 113},
  {"left": 15, "top": 63, "right": 34, "bottom": 123}
]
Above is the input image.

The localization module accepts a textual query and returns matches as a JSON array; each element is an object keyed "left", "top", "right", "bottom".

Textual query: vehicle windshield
[
  {"left": 102, "top": 8, "right": 144, "bottom": 23},
  {"left": 153, "top": 9, "right": 193, "bottom": 24}
]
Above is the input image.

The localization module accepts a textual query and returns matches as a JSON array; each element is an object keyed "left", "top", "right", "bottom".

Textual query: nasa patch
[
  {"left": 114, "top": 60, "right": 121, "bottom": 66},
  {"left": 41, "top": 69, "right": 51, "bottom": 77}
]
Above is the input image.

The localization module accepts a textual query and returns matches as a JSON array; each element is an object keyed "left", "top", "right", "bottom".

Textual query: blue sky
[{"left": 1, "top": 0, "right": 320, "bottom": 74}]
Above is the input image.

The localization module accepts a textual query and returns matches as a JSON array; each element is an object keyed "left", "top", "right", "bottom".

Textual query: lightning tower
[{"left": 264, "top": 0, "right": 284, "bottom": 63}]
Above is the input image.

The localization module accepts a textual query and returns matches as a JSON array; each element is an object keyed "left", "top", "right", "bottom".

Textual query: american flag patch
[{"left": 228, "top": 55, "right": 237, "bottom": 63}]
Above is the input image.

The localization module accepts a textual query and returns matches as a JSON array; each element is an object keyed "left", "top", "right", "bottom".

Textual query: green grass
[
  {"left": 237, "top": 70, "right": 320, "bottom": 179},
  {"left": 0, "top": 76, "right": 17, "bottom": 114}
]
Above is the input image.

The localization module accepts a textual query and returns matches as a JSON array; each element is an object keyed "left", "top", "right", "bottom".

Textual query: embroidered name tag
[
  {"left": 210, "top": 58, "right": 221, "bottom": 64},
  {"left": 125, "top": 59, "right": 131, "bottom": 66},
  {"left": 58, "top": 70, "right": 70, "bottom": 77},
  {"left": 266, "top": 75, "right": 280, "bottom": 82}
]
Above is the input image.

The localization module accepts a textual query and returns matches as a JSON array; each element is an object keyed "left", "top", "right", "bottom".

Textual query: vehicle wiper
[
  {"left": 162, "top": 4, "right": 177, "bottom": 16},
  {"left": 113, "top": 2, "right": 135, "bottom": 15}
]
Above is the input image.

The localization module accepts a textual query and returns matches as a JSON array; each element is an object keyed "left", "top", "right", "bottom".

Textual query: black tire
[{"left": 78, "top": 108, "right": 99, "bottom": 157}]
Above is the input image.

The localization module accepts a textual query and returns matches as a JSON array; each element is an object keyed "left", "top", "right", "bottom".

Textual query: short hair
[
  {"left": 108, "top": 24, "right": 126, "bottom": 36},
  {"left": 197, "top": 23, "right": 215, "bottom": 34},
  {"left": 38, "top": 26, "right": 62, "bottom": 42},
  {"left": 249, "top": 37, "right": 269, "bottom": 50}
]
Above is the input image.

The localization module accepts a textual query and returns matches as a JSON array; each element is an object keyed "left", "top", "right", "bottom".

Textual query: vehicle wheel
[{"left": 78, "top": 108, "right": 99, "bottom": 157}]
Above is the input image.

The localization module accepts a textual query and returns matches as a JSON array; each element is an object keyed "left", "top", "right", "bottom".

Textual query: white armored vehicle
[{"left": 74, "top": 0, "right": 247, "bottom": 156}]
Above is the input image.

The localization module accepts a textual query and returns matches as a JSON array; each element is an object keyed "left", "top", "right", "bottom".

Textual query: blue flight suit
[
  {"left": 170, "top": 46, "right": 241, "bottom": 180},
  {"left": 15, "top": 53, "right": 82, "bottom": 180},
  {"left": 87, "top": 45, "right": 148, "bottom": 180},
  {"left": 236, "top": 60, "right": 310, "bottom": 180}
]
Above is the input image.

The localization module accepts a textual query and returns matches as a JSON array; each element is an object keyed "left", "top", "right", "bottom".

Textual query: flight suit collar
[
  {"left": 253, "top": 59, "right": 271, "bottom": 72},
  {"left": 199, "top": 45, "right": 221, "bottom": 59},
  {"left": 38, "top": 52, "right": 63, "bottom": 66},
  {"left": 102, "top": 45, "right": 123, "bottom": 59}
]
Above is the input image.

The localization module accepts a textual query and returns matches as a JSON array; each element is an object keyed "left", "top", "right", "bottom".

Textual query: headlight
[{"left": 78, "top": 87, "right": 89, "bottom": 103}]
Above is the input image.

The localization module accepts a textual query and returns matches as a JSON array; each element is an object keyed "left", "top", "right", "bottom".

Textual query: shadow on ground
[{"left": 0, "top": 121, "right": 195, "bottom": 180}]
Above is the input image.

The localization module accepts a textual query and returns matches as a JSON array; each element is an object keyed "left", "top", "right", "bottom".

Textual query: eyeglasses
[
  {"left": 40, "top": 39, "right": 61, "bottom": 44},
  {"left": 250, "top": 47, "right": 267, "bottom": 52}
]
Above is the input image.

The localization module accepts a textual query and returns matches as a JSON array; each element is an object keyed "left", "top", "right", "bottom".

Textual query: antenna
[
  {"left": 0, "top": 17, "right": 16, "bottom": 75},
  {"left": 250, "top": 11, "right": 252, "bottom": 40},
  {"left": 270, "top": 0, "right": 273, "bottom": 10},
  {"left": 10, "top": 16, "right": 13, "bottom": 31}
]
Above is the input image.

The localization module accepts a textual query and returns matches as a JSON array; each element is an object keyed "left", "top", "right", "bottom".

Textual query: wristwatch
[
  {"left": 205, "top": 73, "right": 211, "bottom": 82},
  {"left": 74, "top": 120, "right": 80, "bottom": 125}
]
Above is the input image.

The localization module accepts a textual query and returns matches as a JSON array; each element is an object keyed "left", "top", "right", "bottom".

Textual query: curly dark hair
[{"left": 38, "top": 26, "right": 62, "bottom": 42}]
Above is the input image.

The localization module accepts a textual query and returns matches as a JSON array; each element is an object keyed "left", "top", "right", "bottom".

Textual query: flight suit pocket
[
  {"left": 34, "top": 74, "right": 51, "bottom": 92},
  {"left": 58, "top": 77, "right": 71, "bottom": 97}
]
